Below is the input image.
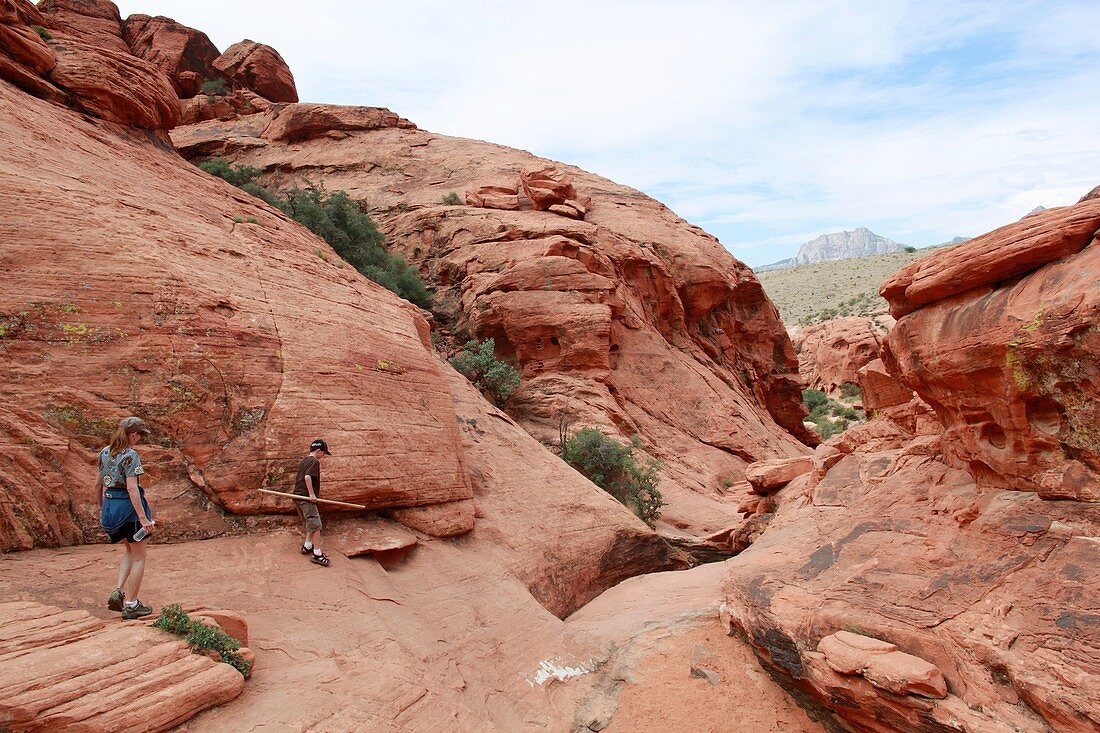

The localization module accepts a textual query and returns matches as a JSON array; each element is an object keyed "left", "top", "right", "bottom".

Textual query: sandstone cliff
[{"left": 172, "top": 103, "right": 816, "bottom": 537}]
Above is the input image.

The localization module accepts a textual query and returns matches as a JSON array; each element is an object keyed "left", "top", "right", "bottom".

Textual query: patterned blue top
[{"left": 98, "top": 447, "right": 144, "bottom": 490}]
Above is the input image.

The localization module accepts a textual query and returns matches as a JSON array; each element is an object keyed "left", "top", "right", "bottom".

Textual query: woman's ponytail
[{"left": 107, "top": 425, "right": 130, "bottom": 458}]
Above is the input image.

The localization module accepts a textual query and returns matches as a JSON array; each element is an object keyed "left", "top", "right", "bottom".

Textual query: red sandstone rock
[
  {"left": 213, "top": 39, "right": 297, "bottom": 103},
  {"left": 795, "top": 316, "right": 890, "bottom": 395},
  {"left": 0, "top": 81, "right": 470, "bottom": 548},
  {"left": 121, "top": 14, "right": 222, "bottom": 98},
  {"left": 858, "top": 357, "right": 913, "bottom": 411},
  {"left": 0, "top": 601, "right": 244, "bottom": 731},
  {"left": 818, "top": 632, "right": 947, "bottom": 698},
  {"left": 521, "top": 166, "right": 576, "bottom": 210},
  {"left": 883, "top": 198, "right": 1100, "bottom": 500},
  {"left": 0, "top": 20, "right": 54, "bottom": 74},
  {"left": 1079, "top": 184, "right": 1100, "bottom": 202},
  {"left": 180, "top": 88, "right": 270, "bottom": 125},
  {"left": 0, "top": 3, "right": 65, "bottom": 102},
  {"left": 384, "top": 499, "right": 475, "bottom": 537},
  {"left": 235, "top": 646, "right": 255, "bottom": 677},
  {"left": 47, "top": 37, "right": 180, "bottom": 129},
  {"left": 466, "top": 184, "right": 520, "bottom": 210},
  {"left": 192, "top": 609, "right": 249, "bottom": 646},
  {"left": 38, "top": 0, "right": 130, "bottom": 55},
  {"left": 881, "top": 202, "right": 1100, "bottom": 317},
  {"left": 745, "top": 456, "right": 812, "bottom": 494},
  {"left": 262, "top": 103, "right": 414, "bottom": 143}
]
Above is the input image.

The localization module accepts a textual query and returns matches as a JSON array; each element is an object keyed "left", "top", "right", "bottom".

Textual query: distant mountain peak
[{"left": 790, "top": 228, "right": 906, "bottom": 267}]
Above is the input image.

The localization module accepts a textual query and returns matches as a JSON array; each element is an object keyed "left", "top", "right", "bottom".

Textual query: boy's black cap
[{"left": 310, "top": 439, "right": 332, "bottom": 455}]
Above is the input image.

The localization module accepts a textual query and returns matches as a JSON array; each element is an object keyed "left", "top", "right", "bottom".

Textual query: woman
[{"left": 98, "top": 416, "right": 156, "bottom": 620}]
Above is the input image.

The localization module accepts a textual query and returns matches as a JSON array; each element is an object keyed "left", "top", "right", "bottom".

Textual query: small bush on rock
[
  {"left": 441, "top": 191, "right": 462, "bottom": 205},
  {"left": 450, "top": 338, "right": 520, "bottom": 405},
  {"left": 201, "top": 78, "right": 229, "bottom": 96},
  {"left": 803, "top": 388, "right": 864, "bottom": 439},
  {"left": 32, "top": 25, "right": 51, "bottom": 41},
  {"left": 153, "top": 604, "right": 252, "bottom": 677},
  {"left": 561, "top": 427, "right": 664, "bottom": 525}
]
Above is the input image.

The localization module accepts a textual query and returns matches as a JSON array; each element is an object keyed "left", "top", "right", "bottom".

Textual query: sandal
[
  {"left": 300, "top": 543, "right": 312, "bottom": 555},
  {"left": 310, "top": 552, "right": 331, "bottom": 567}
]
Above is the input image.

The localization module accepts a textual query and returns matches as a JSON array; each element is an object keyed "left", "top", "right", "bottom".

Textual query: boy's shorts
[{"left": 295, "top": 498, "right": 322, "bottom": 532}]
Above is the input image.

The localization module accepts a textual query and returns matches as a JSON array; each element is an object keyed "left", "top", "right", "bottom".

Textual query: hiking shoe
[
  {"left": 107, "top": 587, "right": 125, "bottom": 612},
  {"left": 121, "top": 600, "right": 153, "bottom": 620}
]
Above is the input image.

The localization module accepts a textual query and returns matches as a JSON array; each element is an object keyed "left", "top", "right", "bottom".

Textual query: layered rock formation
[
  {"left": 212, "top": 39, "right": 296, "bottom": 103},
  {"left": 795, "top": 315, "right": 893, "bottom": 396},
  {"left": 882, "top": 200, "right": 1100, "bottom": 500},
  {"left": 122, "top": 13, "right": 221, "bottom": 98},
  {"left": 792, "top": 226, "right": 907, "bottom": 267},
  {"left": 172, "top": 102, "right": 816, "bottom": 535},
  {"left": 0, "top": 601, "right": 245, "bottom": 731},
  {"left": 721, "top": 197, "right": 1100, "bottom": 732}
]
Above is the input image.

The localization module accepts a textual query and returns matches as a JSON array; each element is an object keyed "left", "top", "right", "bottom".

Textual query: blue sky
[{"left": 119, "top": 1, "right": 1100, "bottom": 266}]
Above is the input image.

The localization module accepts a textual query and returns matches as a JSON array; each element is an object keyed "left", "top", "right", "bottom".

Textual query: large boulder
[
  {"left": 213, "top": 39, "right": 297, "bottom": 103},
  {"left": 0, "top": 1, "right": 63, "bottom": 101},
  {"left": 37, "top": 0, "right": 129, "bottom": 54},
  {"left": 46, "top": 36, "right": 180, "bottom": 129},
  {"left": 121, "top": 14, "right": 222, "bottom": 98},
  {"left": 261, "top": 103, "right": 414, "bottom": 143},
  {"left": 882, "top": 198, "right": 1100, "bottom": 500}
]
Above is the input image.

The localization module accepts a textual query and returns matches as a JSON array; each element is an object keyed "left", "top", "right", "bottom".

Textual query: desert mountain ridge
[{"left": 1, "top": 1, "right": 1098, "bottom": 732}]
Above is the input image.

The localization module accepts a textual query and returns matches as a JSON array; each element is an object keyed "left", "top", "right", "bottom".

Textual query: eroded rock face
[
  {"left": 122, "top": 14, "right": 222, "bottom": 98},
  {"left": 38, "top": 0, "right": 129, "bottom": 53},
  {"left": 179, "top": 87, "right": 271, "bottom": 125},
  {"left": 213, "top": 39, "right": 297, "bottom": 103},
  {"left": 883, "top": 199, "right": 1100, "bottom": 500},
  {"left": 0, "top": 601, "right": 245, "bottom": 731},
  {"left": 47, "top": 36, "right": 180, "bottom": 129},
  {"left": 0, "top": 82, "right": 469, "bottom": 549},
  {"left": 170, "top": 104, "right": 816, "bottom": 536},
  {"left": 794, "top": 315, "right": 891, "bottom": 396},
  {"left": 0, "top": 1, "right": 64, "bottom": 102}
]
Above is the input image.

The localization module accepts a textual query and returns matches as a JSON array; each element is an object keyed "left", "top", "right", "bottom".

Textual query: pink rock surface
[
  {"left": 744, "top": 456, "right": 812, "bottom": 494},
  {"left": 121, "top": 14, "right": 222, "bottom": 98},
  {"left": 795, "top": 316, "right": 890, "bottom": 395},
  {"left": 520, "top": 165, "right": 576, "bottom": 210},
  {"left": 883, "top": 196, "right": 1100, "bottom": 499},
  {"left": 261, "top": 102, "right": 415, "bottom": 143},
  {"left": 179, "top": 87, "right": 270, "bottom": 125},
  {"left": 213, "top": 39, "right": 297, "bottom": 103},
  {"left": 0, "top": 80, "right": 469, "bottom": 548},
  {"left": 858, "top": 357, "right": 913, "bottom": 411},
  {"left": 0, "top": 601, "right": 245, "bottom": 731}
]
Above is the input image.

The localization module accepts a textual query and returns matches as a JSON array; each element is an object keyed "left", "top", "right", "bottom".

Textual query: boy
[{"left": 294, "top": 439, "right": 331, "bottom": 566}]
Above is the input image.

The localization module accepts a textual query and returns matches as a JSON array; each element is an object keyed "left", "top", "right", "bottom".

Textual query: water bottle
[{"left": 133, "top": 521, "right": 155, "bottom": 542}]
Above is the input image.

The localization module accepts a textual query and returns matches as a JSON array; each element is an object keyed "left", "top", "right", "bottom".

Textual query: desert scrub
[
  {"left": 561, "top": 428, "right": 664, "bottom": 525},
  {"left": 153, "top": 604, "right": 252, "bottom": 677},
  {"left": 803, "top": 388, "right": 864, "bottom": 439},
  {"left": 196, "top": 159, "right": 432, "bottom": 308},
  {"left": 449, "top": 338, "right": 520, "bottom": 405},
  {"left": 441, "top": 191, "right": 462, "bottom": 205},
  {"left": 32, "top": 25, "right": 51, "bottom": 40},
  {"left": 200, "top": 78, "right": 229, "bottom": 96}
]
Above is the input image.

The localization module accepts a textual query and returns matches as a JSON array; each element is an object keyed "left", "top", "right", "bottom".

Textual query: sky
[{"left": 117, "top": 0, "right": 1100, "bottom": 267}]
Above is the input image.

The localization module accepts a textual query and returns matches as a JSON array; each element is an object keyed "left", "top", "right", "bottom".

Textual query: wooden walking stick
[{"left": 259, "top": 488, "right": 367, "bottom": 510}]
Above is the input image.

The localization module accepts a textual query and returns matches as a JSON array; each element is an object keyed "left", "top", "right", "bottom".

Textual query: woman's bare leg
[
  {"left": 116, "top": 541, "right": 133, "bottom": 591},
  {"left": 125, "top": 540, "right": 147, "bottom": 599}
]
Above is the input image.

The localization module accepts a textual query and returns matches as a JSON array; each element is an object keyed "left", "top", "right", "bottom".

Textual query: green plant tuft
[
  {"left": 561, "top": 428, "right": 664, "bottom": 525},
  {"left": 32, "top": 25, "right": 51, "bottom": 41},
  {"left": 153, "top": 604, "right": 252, "bottom": 677},
  {"left": 441, "top": 191, "right": 462, "bottom": 205},
  {"left": 449, "top": 338, "right": 520, "bottom": 406}
]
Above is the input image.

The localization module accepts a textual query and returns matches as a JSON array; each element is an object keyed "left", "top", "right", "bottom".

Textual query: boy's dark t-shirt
[{"left": 293, "top": 455, "right": 321, "bottom": 497}]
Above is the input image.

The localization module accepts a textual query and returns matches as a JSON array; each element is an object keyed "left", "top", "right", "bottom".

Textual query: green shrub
[
  {"left": 32, "top": 25, "right": 51, "bottom": 41},
  {"left": 802, "top": 389, "right": 829, "bottom": 413},
  {"left": 803, "top": 388, "right": 863, "bottom": 439},
  {"left": 201, "top": 78, "right": 230, "bottom": 96},
  {"left": 449, "top": 338, "right": 520, "bottom": 405},
  {"left": 199, "top": 158, "right": 263, "bottom": 188},
  {"left": 904, "top": 245, "right": 917, "bottom": 253},
  {"left": 561, "top": 428, "right": 664, "bottom": 525},
  {"left": 195, "top": 160, "right": 432, "bottom": 308},
  {"left": 441, "top": 191, "right": 462, "bottom": 205},
  {"left": 839, "top": 382, "right": 862, "bottom": 399},
  {"left": 153, "top": 604, "right": 252, "bottom": 677}
]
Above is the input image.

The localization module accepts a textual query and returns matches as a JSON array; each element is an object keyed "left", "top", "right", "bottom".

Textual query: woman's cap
[
  {"left": 120, "top": 416, "right": 151, "bottom": 435},
  {"left": 310, "top": 438, "right": 332, "bottom": 455}
]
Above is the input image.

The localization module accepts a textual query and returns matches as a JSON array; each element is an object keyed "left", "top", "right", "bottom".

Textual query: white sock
[
  {"left": 303, "top": 541, "right": 313, "bottom": 550},
  {"left": 313, "top": 548, "right": 323, "bottom": 556},
  {"left": 124, "top": 600, "right": 138, "bottom": 608}
]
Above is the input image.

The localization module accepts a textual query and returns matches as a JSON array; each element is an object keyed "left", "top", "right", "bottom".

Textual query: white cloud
[{"left": 116, "top": 0, "right": 1100, "bottom": 265}]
